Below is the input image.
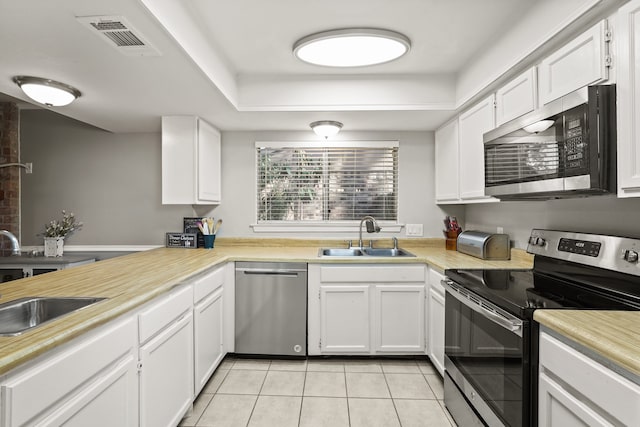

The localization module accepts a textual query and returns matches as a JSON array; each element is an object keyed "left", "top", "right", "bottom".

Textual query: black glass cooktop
[{"left": 445, "top": 256, "right": 640, "bottom": 319}]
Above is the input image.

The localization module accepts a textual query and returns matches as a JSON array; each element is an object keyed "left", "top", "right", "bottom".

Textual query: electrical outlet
[
  {"left": 497, "top": 226, "right": 504, "bottom": 234},
  {"left": 406, "top": 224, "right": 424, "bottom": 237}
]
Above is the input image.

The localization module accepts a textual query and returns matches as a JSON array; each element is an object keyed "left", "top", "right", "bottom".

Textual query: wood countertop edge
[
  {"left": 0, "top": 245, "right": 533, "bottom": 376},
  {"left": 534, "top": 310, "right": 640, "bottom": 380}
]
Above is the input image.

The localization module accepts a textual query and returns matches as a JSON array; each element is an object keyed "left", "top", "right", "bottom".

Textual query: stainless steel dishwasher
[{"left": 235, "top": 262, "right": 307, "bottom": 356}]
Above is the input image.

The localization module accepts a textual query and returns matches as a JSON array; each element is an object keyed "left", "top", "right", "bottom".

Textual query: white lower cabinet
[
  {"left": 193, "top": 266, "right": 225, "bottom": 395},
  {"left": 428, "top": 268, "right": 446, "bottom": 376},
  {"left": 0, "top": 315, "right": 138, "bottom": 427},
  {"left": 539, "top": 331, "right": 640, "bottom": 427},
  {"left": 138, "top": 284, "right": 194, "bottom": 427},
  {"left": 320, "top": 285, "right": 370, "bottom": 353},
  {"left": 374, "top": 284, "right": 425, "bottom": 352},
  {"left": 0, "top": 263, "right": 232, "bottom": 427},
  {"left": 309, "top": 264, "right": 426, "bottom": 356}
]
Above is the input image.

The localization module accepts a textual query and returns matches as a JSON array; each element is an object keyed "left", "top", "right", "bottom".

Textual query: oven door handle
[{"left": 442, "top": 280, "right": 523, "bottom": 337}]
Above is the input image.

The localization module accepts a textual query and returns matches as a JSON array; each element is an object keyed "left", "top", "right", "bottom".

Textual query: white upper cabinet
[
  {"left": 617, "top": 0, "right": 640, "bottom": 197},
  {"left": 434, "top": 119, "right": 460, "bottom": 203},
  {"left": 495, "top": 67, "right": 537, "bottom": 126},
  {"left": 458, "top": 94, "right": 497, "bottom": 201},
  {"left": 162, "top": 116, "right": 221, "bottom": 205},
  {"left": 539, "top": 20, "right": 609, "bottom": 105}
]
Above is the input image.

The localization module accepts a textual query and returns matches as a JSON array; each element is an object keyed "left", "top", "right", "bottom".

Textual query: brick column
[{"left": 0, "top": 102, "right": 20, "bottom": 255}]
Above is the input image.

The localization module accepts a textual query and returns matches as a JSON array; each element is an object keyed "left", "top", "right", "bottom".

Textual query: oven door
[{"left": 443, "top": 280, "right": 530, "bottom": 427}]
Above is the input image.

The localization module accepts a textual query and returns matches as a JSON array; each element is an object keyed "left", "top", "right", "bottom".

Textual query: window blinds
[{"left": 256, "top": 143, "right": 398, "bottom": 222}]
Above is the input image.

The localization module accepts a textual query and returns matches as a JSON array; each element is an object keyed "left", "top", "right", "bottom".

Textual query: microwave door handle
[{"left": 443, "top": 281, "right": 523, "bottom": 337}]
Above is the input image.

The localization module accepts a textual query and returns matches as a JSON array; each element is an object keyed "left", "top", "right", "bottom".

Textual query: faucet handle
[{"left": 347, "top": 240, "right": 353, "bottom": 248}]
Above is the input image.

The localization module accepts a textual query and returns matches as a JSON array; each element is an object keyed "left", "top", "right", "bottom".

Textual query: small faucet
[
  {"left": 358, "top": 216, "right": 380, "bottom": 248},
  {"left": 392, "top": 236, "right": 398, "bottom": 249},
  {"left": 0, "top": 230, "right": 20, "bottom": 256}
]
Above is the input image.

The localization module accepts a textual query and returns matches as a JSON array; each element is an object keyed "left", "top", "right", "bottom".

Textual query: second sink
[{"left": 0, "top": 296, "right": 107, "bottom": 336}]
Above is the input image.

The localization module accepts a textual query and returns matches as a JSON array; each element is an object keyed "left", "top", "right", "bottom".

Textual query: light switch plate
[{"left": 406, "top": 224, "right": 424, "bottom": 237}]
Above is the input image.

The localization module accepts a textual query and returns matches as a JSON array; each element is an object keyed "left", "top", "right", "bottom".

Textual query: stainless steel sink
[
  {"left": 318, "top": 247, "right": 415, "bottom": 257},
  {"left": 0, "top": 297, "right": 107, "bottom": 336},
  {"left": 363, "top": 248, "right": 415, "bottom": 257},
  {"left": 319, "top": 248, "right": 364, "bottom": 257}
]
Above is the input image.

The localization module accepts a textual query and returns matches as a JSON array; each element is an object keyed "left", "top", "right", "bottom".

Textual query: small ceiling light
[
  {"left": 523, "top": 120, "right": 555, "bottom": 134},
  {"left": 310, "top": 120, "right": 343, "bottom": 139},
  {"left": 293, "top": 28, "right": 411, "bottom": 67},
  {"left": 13, "top": 76, "right": 81, "bottom": 107}
]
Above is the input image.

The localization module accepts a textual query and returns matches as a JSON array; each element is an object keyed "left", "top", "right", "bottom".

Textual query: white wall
[
  {"left": 208, "top": 130, "right": 464, "bottom": 239},
  {"left": 465, "top": 195, "right": 640, "bottom": 249}
]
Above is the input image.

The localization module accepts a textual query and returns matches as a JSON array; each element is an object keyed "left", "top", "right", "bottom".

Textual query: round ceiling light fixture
[
  {"left": 293, "top": 28, "right": 411, "bottom": 67},
  {"left": 310, "top": 120, "right": 343, "bottom": 139},
  {"left": 13, "top": 76, "right": 81, "bottom": 107}
]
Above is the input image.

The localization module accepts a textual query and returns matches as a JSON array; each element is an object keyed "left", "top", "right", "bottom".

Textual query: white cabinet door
[
  {"left": 539, "top": 20, "right": 609, "bottom": 105},
  {"left": 40, "top": 355, "right": 138, "bottom": 427},
  {"left": 320, "top": 285, "right": 370, "bottom": 353},
  {"left": 197, "top": 119, "right": 222, "bottom": 203},
  {"left": 162, "top": 116, "right": 221, "bottom": 205},
  {"left": 194, "top": 287, "right": 224, "bottom": 395},
  {"left": 495, "top": 67, "right": 537, "bottom": 126},
  {"left": 139, "top": 311, "right": 194, "bottom": 427},
  {"left": 373, "top": 285, "right": 425, "bottom": 352},
  {"left": 617, "top": 0, "right": 640, "bottom": 197},
  {"left": 435, "top": 119, "right": 460, "bottom": 203},
  {"left": 458, "top": 95, "right": 497, "bottom": 201},
  {"left": 539, "top": 331, "right": 640, "bottom": 427},
  {"left": 539, "top": 372, "right": 611, "bottom": 427},
  {"left": 428, "top": 268, "right": 446, "bottom": 377}
]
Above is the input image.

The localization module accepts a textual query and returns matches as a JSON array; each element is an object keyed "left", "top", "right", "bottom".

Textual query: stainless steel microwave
[{"left": 483, "top": 85, "right": 616, "bottom": 200}]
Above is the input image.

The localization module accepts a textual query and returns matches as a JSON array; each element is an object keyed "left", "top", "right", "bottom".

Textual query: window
[{"left": 256, "top": 141, "right": 398, "bottom": 224}]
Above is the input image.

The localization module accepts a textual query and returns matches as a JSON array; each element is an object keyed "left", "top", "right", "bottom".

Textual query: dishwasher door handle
[{"left": 238, "top": 268, "right": 305, "bottom": 278}]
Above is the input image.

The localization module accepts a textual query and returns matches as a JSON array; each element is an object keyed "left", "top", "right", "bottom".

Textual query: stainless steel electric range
[{"left": 443, "top": 229, "right": 640, "bottom": 427}]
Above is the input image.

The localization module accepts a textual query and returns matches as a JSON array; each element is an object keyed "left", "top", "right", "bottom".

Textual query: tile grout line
[{"left": 381, "top": 366, "right": 403, "bottom": 426}]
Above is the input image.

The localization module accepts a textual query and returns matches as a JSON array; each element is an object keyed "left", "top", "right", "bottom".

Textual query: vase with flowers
[{"left": 42, "top": 210, "right": 83, "bottom": 257}]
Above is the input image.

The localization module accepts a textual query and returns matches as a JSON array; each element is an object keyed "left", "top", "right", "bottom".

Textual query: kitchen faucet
[
  {"left": 0, "top": 230, "right": 20, "bottom": 255},
  {"left": 357, "top": 216, "right": 380, "bottom": 248}
]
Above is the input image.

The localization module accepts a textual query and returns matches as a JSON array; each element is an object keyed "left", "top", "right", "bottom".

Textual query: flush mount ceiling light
[
  {"left": 293, "top": 28, "right": 411, "bottom": 67},
  {"left": 523, "top": 120, "right": 555, "bottom": 134},
  {"left": 13, "top": 76, "right": 81, "bottom": 107},
  {"left": 310, "top": 120, "right": 343, "bottom": 139}
]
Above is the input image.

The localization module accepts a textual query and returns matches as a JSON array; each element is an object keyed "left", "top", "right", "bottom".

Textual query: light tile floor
[{"left": 180, "top": 356, "right": 457, "bottom": 427}]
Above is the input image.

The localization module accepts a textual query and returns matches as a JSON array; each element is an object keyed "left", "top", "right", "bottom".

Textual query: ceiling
[{"left": 0, "top": 0, "right": 543, "bottom": 133}]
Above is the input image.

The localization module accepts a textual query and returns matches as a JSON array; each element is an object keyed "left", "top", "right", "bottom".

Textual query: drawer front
[
  {"left": 138, "top": 284, "right": 193, "bottom": 344},
  {"left": 540, "top": 333, "right": 640, "bottom": 426},
  {"left": 193, "top": 266, "right": 225, "bottom": 303},
  {"left": 1, "top": 316, "right": 137, "bottom": 427},
  {"left": 319, "top": 264, "right": 425, "bottom": 283}
]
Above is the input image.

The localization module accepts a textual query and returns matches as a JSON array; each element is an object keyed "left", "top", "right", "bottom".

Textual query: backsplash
[{"left": 465, "top": 195, "right": 640, "bottom": 249}]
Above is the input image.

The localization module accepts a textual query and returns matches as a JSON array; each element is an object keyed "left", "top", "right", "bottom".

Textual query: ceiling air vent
[{"left": 77, "top": 15, "right": 161, "bottom": 56}]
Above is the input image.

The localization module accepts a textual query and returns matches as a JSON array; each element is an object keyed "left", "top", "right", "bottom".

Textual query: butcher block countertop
[
  {"left": 0, "top": 238, "right": 535, "bottom": 375},
  {"left": 535, "top": 310, "right": 640, "bottom": 381}
]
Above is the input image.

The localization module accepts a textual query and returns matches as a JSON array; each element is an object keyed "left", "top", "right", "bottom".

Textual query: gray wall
[
  {"left": 21, "top": 110, "right": 193, "bottom": 245},
  {"left": 209, "top": 131, "right": 463, "bottom": 239},
  {"left": 20, "top": 111, "right": 462, "bottom": 245},
  {"left": 465, "top": 195, "right": 640, "bottom": 249}
]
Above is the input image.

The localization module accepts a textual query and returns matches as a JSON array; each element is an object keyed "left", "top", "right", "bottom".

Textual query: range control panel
[
  {"left": 527, "top": 229, "right": 640, "bottom": 276},
  {"left": 558, "top": 238, "right": 601, "bottom": 257}
]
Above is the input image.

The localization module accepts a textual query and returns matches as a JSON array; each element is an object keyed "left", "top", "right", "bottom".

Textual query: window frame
[{"left": 251, "top": 140, "right": 403, "bottom": 233}]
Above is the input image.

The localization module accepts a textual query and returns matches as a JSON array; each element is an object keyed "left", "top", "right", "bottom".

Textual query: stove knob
[
  {"left": 623, "top": 249, "right": 639, "bottom": 263},
  {"left": 535, "top": 237, "right": 546, "bottom": 246}
]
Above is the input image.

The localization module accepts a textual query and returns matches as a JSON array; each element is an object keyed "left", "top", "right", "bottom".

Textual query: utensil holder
[{"left": 203, "top": 234, "right": 216, "bottom": 249}]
